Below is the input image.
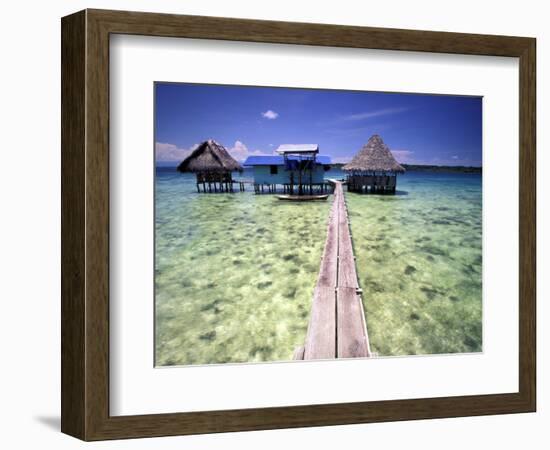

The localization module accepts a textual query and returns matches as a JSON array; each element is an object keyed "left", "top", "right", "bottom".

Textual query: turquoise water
[
  {"left": 155, "top": 168, "right": 330, "bottom": 366},
  {"left": 155, "top": 168, "right": 482, "bottom": 365},
  {"left": 346, "top": 172, "right": 482, "bottom": 356}
]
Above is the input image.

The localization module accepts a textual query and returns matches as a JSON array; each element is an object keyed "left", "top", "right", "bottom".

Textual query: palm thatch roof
[
  {"left": 343, "top": 135, "right": 405, "bottom": 173},
  {"left": 177, "top": 140, "right": 243, "bottom": 173}
]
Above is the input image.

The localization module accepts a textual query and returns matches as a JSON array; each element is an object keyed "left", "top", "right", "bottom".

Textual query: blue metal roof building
[
  {"left": 243, "top": 155, "right": 331, "bottom": 166},
  {"left": 243, "top": 154, "right": 332, "bottom": 188}
]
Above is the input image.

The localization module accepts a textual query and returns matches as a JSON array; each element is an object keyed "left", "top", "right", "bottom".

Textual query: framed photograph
[{"left": 61, "top": 9, "right": 536, "bottom": 440}]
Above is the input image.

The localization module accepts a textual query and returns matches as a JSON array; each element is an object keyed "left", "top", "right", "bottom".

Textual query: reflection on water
[{"left": 155, "top": 168, "right": 482, "bottom": 365}]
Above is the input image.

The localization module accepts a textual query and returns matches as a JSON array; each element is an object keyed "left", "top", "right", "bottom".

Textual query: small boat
[{"left": 276, "top": 194, "right": 329, "bottom": 201}]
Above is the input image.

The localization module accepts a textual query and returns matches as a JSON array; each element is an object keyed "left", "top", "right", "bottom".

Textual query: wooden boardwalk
[{"left": 294, "top": 181, "right": 371, "bottom": 360}]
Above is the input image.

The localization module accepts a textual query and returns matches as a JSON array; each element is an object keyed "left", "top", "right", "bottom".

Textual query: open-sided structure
[
  {"left": 343, "top": 135, "right": 405, "bottom": 194},
  {"left": 177, "top": 139, "right": 244, "bottom": 193}
]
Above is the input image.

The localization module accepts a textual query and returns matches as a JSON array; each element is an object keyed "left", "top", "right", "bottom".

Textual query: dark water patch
[
  {"left": 420, "top": 286, "right": 443, "bottom": 300},
  {"left": 460, "top": 237, "right": 479, "bottom": 247},
  {"left": 463, "top": 335, "right": 479, "bottom": 349},
  {"left": 449, "top": 296, "right": 460, "bottom": 302},
  {"left": 404, "top": 265, "right": 417, "bottom": 275},
  {"left": 284, "top": 287, "right": 298, "bottom": 299},
  {"left": 432, "top": 219, "right": 452, "bottom": 226},
  {"left": 378, "top": 216, "right": 387, "bottom": 222},
  {"left": 288, "top": 267, "right": 300, "bottom": 275},
  {"left": 456, "top": 279, "right": 481, "bottom": 293},
  {"left": 449, "top": 217, "right": 470, "bottom": 226},
  {"left": 426, "top": 255, "right": 435, "bottom": 262},
  {"left": 461, "top": 264, "right": 478, "bottom": 276},
  {"left": 232, "top": 259, "right": 242, "bottom": 266},
  {"left": 419, "top": 245, "right": 449, "bottom": 257},
  {"left": 200, "top": 298, "right": 222, "bottom": 312},
  {"left": 257, "top": 281, "right": 273, "bottom": 290},
  {"left": 251, "top": 345, "right": 273, "bottom": 358},
  {"left": 199, "top": 330, "right": 216, "bottom": 341},
  {"left": 282, "top": 253, "right": 297, "bottom": 261},
  {"left": 365, "top": 279, "right": 385, "bottom": 293},
  {"left": 205, "top": 281, "right": 217, "bottom": 289},
  {"left": 410, "top": 313, "right": 420, "bottom": 320},
  {"left": 256, "top": 227, "right": 267, "bottom": 235},
  {"left": 415, "top": 236, "right": 431, "bottom": 243},
  {"left": 259, "top": 262, "right": 272, "bottom": 270},
  {"left": 180, "top": 279, "right": 193, "bottom": 288}
]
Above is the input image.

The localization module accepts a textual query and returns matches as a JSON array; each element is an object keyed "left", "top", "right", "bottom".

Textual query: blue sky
[{"left": 155, "top": 83, "right": 482, "bottom": 167}]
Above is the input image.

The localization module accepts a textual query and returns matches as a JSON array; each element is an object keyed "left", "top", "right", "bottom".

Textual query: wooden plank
[
  {"left": 335, "top": 181, "right": 369, "bottom": 357},
  {"left": 303, "top": 180, "right": 369, "bottom": 360},
  {"left": 316, "top": 201, "right": 339, "bottom": 288},
  {"left": 293, "top": 346, "right": 305, "bottom": 360},
  {"left": 303, "top": 287, "right": 336, "bottom": 359},
  {"left": 337, "top": 287, "right": 370, "bottom": 358},
  {"left": 302, "top": 187, "right": 339, "bottom": 360},
  {"left": 337, "top": 197, "right": 359, "bottom": 289}
]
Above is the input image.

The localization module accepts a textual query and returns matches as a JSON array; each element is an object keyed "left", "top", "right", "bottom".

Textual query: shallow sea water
[
  {"left": 346, "top": 172, "right": 482, "bottom": 356},
  {"left": 155, "top": 169, "right": 330, "bottom": 366},
  {"left": 155, "top": 168, "right": 482, "bottom": 365}
]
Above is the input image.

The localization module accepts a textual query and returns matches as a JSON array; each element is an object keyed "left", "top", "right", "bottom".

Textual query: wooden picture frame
[{"left": 61, "top": 9, "right": 536, "bottom": 441}]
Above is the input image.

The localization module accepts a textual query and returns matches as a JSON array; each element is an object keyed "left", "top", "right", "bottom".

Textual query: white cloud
[
  {"left": 261, "top": 110, "right": 279, "bottom": 120},
  {"left": 343, "top": 107, "right": 409, "bottom": 121},
  {"left": 155, "top": 142, "right": 198, "bottom": 162},
  {"left": 227, "top": 140, "right": 270, "bottom": 162},
  {"left": 391, "top": 149, "right": 415, "bottom": 163}
]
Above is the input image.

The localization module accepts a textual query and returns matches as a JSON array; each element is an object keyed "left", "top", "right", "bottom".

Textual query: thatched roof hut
[
  {"left": 177, "top": 140, "right": 244, "bottom": 193},
  {"left": 177, "top": 139, "right": 243, "bottom": 174},
  {"left": 343, "top": 135, "right": 405, "bottom": 174},
  {"left": 344, "top": 135, "right": 404, "bottom": 194}
]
